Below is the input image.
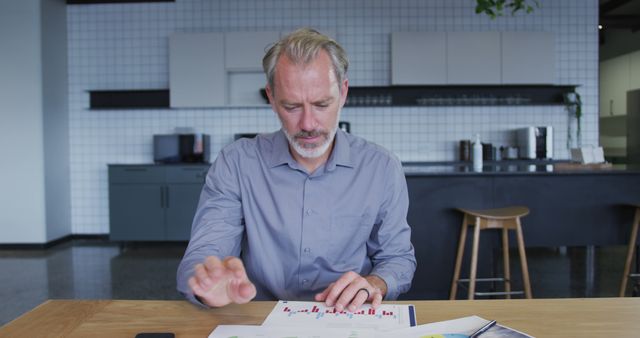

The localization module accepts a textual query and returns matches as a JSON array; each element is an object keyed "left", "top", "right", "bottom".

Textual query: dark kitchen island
[{"left": 401, "top": 161, "right": 640, "bottom": 300}]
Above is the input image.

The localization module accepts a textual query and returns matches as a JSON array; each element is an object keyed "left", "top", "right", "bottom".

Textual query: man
[{"left": 177, "top": 28, "right": 416, "bottom": 312}]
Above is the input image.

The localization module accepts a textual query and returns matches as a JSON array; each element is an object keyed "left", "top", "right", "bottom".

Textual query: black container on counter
[
  {"left": 459, "top": 140, "right": 471, "bottom": 161},
  {"left": 482, "top": 143, "right": 495, "bottom": 161}
]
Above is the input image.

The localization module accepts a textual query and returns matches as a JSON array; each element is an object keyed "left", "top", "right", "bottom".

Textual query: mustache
[{"left": 294, "top": 130, "right": 327, "bottom": 138}]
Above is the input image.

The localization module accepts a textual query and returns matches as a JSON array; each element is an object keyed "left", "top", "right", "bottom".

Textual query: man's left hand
[{"left": 314, "top": 271, "right": 387, "bottom": 312}]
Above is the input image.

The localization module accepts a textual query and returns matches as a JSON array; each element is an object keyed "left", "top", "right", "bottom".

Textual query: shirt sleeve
[
  {"left": 368, "top": 154, "right": 417, "bottom": 300},
  {"left": 176, "top": 149, "right": 245, "bottom": 306}
]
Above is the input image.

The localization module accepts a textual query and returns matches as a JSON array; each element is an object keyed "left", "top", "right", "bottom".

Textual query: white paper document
[
  {"left": 382, "top": 315, "right": 534, "bottom": 338},
  {"left": 208, "top": 324, "right": 375, "bottom": 338},
  {"left": 262, "top": 300, "right": 416, "bottom": 331}
]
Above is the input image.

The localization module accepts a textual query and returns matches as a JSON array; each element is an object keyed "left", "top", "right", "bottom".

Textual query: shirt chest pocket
[{"left": 328, "top": 214, "right": 375, "bottom": 265}]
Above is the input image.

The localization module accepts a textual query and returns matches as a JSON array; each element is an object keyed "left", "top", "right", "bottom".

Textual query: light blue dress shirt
[{"left": 177, "top": 129, "right": 416, "bottom": 305}]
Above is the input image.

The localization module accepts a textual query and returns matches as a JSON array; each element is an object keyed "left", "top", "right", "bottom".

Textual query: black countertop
[{"left": 402, "top": 160, "right": 640, "bottom": 176}]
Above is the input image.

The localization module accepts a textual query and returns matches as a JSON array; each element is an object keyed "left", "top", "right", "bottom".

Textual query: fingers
[
  {"left": 324, "top": 272, "right": 375, "bottom": 312},
  {"left": 323, "top": 272, "right": 357, "bottom": 308},
  {"left": 228, "top": 278, "right": 257, "bottom": 304},
  {"left": 314, "top": 282, "right": 335, "bottom": 302},
  {"left": 223, "top": 257, "right": 256, "bottom": 303},
  {"left": 371, "top": 288, "right": 383, "bottom": 309},
  {"left": 345, "top": 287, "right": 369, "bottom": 312},
  {"left": 224, "top": 256, "right": 248, "bottom": 279},
  {"left": 188, "top": 256, "right": 255, "bottom": 307}
]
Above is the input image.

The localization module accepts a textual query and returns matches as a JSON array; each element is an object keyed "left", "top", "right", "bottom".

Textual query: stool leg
[
  {"left": 468, "top": 216, "right": 482, "bottom": 300},
  {"left": 620, "top": 208, "right": 640, "bottom": 297},
  {"left": 515, "top": 217, "right": 532, "bottom": 298},
  {"left": 502, "top": 227, "right": 511, "bottom": 299},
  {"left": 450, "top": 214, "right": 469, "bottom": 300}
]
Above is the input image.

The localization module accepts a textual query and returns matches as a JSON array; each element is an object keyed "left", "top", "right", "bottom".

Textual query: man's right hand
[{"left": 188, "top": 256, "right": 257, "bottom": 307}]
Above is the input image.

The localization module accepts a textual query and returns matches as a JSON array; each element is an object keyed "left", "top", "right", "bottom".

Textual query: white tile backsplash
[{"left": 67, "top": 0, "right": 599, "bottom": 234}]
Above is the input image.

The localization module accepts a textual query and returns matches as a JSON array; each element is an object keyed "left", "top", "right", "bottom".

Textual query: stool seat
[
  {"left": 450, "top": 206, "right": 532, "bottom": 300},
  {"left": 457, "top": 206, "right": 529, "bottom": 220}
]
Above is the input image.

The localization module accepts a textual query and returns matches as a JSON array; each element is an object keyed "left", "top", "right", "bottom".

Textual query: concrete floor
[{"left": 0, "top": 239, "right": 637, "bottom": 326}]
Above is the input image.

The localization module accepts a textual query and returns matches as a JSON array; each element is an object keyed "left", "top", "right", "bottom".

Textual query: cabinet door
[
  {"left": 109, "top": 184, "right": 165, "bottom": 241},
  {"left": 629, "top": 50, "right": 640, "bottom": 91},
  {"left": 169, "top": 32, "right": 225, "bottom": 107},
  {"left": 447, "top": 32, "right": 501, "bottom": 84},
  {"left": 601, "top": 55, "right": 630, "bottom": 116},
  {"left": 600, "top": 59, "right": 614, "bottom": 117},
  {"left": 165, "top": 184, "right": 204, "bottom": 241},
  {"left": 164, "top": 165, "right": 209, "bottom": 241},
  {"left": 501, "top": 32, "right": 554, "bottom": 84},
  {"left": 391, "top": 32, "right": 447, "bottom": 85},
  {"left": 224, "top": 31, "right": 280, "bottom": 71}
]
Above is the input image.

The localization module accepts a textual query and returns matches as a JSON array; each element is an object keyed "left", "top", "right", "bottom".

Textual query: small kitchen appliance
[
  {"left": 517, "top": 126, "right": 553, "bottom": 159},
  {"left": 153, "top": 133, "right": 210, "bottom": 163}
]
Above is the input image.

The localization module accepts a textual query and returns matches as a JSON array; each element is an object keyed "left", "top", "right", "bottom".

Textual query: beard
[{"left": 281, "top": 119, "right": 339, "bottom": 159}]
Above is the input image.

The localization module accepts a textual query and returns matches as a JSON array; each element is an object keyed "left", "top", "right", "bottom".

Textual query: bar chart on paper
[{"left": 262, "top": 301, "right": 416, "bottom": 331}]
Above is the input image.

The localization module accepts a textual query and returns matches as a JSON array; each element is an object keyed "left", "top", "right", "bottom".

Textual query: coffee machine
[{"left": 517, "top": 126, "right": 553, "bottom": 159}]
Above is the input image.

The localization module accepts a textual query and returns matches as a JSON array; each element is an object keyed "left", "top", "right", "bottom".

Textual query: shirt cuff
[
  {"left": 370, "top": 271, "right": 399, "bottom": 300},
  {"left": 184, "top": 291, "right": 211, "bottom": 308}
]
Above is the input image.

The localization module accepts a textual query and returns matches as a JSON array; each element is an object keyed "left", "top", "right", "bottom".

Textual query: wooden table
[{"left": 1, "top": 298, "right": 639, "bottom": 337}]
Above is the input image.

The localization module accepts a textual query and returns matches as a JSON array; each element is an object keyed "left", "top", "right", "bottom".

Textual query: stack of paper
[{"left": 208, "top": 301, "right": 533, "bottom": 338}]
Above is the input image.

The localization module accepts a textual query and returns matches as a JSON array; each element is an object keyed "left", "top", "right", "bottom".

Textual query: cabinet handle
[
  {"left": 165, "top": 186, "right": 170, "bottom": 208},
  {"left": 610, "top": 99, "right": 613, "bottom": 116},
  {"left": 124, "top": 168, "right": 147, "bottom": 172}
]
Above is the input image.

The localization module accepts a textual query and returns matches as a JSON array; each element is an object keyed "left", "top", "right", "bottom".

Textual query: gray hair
[{"left": 262, "top": 28, "right": 349, "bottom": 95}]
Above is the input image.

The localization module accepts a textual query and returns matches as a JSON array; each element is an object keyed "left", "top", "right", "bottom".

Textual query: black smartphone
[{"left": 134, "top": 333, "right": 175, "bottom": 338}]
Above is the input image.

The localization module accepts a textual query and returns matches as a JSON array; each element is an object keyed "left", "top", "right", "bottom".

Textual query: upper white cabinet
[
  {"left": 391, "top": 31, "right": 555, "bottom": 85},
  {"left": 391, "top": 32, "right": 447, "bottom": 85},
  {"left": 224, "top": 31, "right": 280, "bottom": 71},
  {"left": 447, "top": 32, "right": 501, "bottom": 84},
  {"left": 169, "top": 33, "right": 225, "bottom": 108},
  {"left": 170, "top": 31, "right": 281, "bottom": 107},
  {"left": 600, "top": 54, "right": 630, "bottom": 116},
  {"left": 224, "top": 31, "right": 279, "bottom": 105},
  {"left": 501, "top": 32, "right": 555, "bottom": 84}
]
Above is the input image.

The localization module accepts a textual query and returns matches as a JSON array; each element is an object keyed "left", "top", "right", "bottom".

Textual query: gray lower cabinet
[{"left": 108, "top": 164, "right": 209, "bottom": 241}]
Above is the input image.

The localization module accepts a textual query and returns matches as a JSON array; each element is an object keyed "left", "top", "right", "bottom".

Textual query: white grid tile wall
[{"left": 67, "top": 0, "right": 599, "bottom": 234}]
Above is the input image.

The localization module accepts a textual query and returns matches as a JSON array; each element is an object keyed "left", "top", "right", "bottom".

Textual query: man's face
[{"left": 266, "top": 50, "right": 348, "bottom": 159}]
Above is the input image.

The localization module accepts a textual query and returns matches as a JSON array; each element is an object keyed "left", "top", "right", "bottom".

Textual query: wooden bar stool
[
  {"left": 450, "top": 206, "right": 533, "bottom": 300},
  {"left": 620, "top": 204, "right": 640, "bottom": 297}
]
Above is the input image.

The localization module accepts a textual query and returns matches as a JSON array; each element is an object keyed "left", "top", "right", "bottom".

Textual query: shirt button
[
  {"left": 304, "top": 247, "right": 311, "bottom": 253},
  {"left": 302, "top": 279, "right": 308, "bottom": 284},
  {"left": 305, "top": 209, "right": 312, "bottom": 216}
]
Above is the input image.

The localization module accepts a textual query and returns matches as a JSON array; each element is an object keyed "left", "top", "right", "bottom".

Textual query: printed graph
[
  {"left": 281, "top": 304, "right": 397, "bottom": 320},
  {"left": 263, "top": 301, "right": 415, "bottom": 331}
]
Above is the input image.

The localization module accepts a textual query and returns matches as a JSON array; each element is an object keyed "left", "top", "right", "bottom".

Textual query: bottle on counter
[{"left": 473, "top": 134, "right": 483, "bottom": 172}]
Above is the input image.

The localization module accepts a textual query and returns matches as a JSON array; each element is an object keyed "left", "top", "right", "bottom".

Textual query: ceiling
[{"left": 600, "top": 0, "right": 640, "bottom": 32}]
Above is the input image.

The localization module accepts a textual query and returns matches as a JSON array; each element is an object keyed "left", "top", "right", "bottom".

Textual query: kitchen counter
[
  {"left": 402, "top": 160, "right": 640, "bottom": 176},
  {"left": 403, "top": 161, "right": 640, "bottom": 300}
]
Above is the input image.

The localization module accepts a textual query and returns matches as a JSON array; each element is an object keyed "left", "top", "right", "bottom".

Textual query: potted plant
[
  {"left": 564, "top": 91, "right": 582, "bottom": 148},
  {"left": 475, "top": 0, "right": 540, "bottom": 19}
]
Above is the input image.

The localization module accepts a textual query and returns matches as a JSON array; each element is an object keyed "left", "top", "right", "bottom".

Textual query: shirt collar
[
  {"left": 267, "top": 129, "right": 354, "bottom": 171},
  {"left": 326, "top": 129, "right": 353, "bottom": 171}
]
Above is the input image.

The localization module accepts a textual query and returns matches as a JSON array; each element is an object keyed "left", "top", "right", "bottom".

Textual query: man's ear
[
  {"left": 339, "top": 78, "right": 349, "bottom": 108},
  {"left": 266, "top": 84, "right": 279, "bottom": 112},
  {"left": 265, "top": 84, "right": 274, "bottom": 104}
]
